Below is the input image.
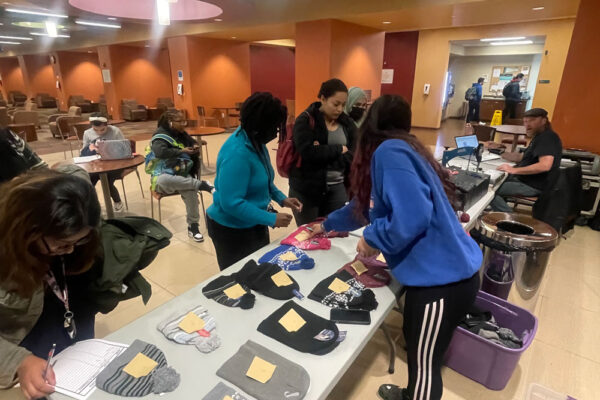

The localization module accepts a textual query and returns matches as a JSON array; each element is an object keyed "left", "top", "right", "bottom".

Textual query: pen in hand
[{"left": 43, "top": 344, "right": 56, "bottom": 381}]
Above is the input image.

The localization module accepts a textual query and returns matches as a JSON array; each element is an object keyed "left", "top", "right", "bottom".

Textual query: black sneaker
[
  {"left": 188, "top": 223, "right": 204, "bottom": 242},
  {"left": 198, "top": 180, "right": 215, "bottom": 194},
  {"left": 378, "top": 384, "right": 409, "bottom": 400}
]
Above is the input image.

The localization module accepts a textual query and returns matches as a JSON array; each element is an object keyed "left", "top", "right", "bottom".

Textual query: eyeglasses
[{"left": 42, "top": 234, "right": 92, "bottom": 254}]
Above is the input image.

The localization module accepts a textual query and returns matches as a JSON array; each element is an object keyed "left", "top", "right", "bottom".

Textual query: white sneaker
[
  {"left": 188, "top": 223, "right": 204, "bottom": 242},
  {"left": 114, "top": 201, "right": 124, "bottom": 212}
]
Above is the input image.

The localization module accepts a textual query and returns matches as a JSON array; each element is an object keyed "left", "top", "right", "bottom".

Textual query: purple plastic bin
[
  {"left": 444, "top": 291, "right": 538, "bottom": 390},
  {"left": 481, "top": 268, "right": 514, "bottom": 300}
]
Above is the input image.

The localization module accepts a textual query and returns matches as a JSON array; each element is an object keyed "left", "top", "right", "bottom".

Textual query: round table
[
  {"left": 8, "top": 123, "right": 37, "bottom": 142},
  {"left": 53, "top": 155, "right": 145, "bottom": 219},
  {"left": 495, "top": 125, "right": 527, "bottom": 152},
  {"left": 188, "top": 127, "right": 226, "bottom": 175}
]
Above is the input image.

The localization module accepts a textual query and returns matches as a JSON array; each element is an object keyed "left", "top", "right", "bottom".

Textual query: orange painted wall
[
  {"left": 295, "top": 19, "right": 384, "bottom": 115},
  {"left": 22, "top": 54, "right": 56, "bottom": 98},
  {"left": 330, "top": 20, "right": 385, "bottom": 102},
  {"left": 411, "top": 19, "right": 575, "bottom": 128},
  {"left": 0, "top": 57, "right": 25, "bottom": 98},
  {"left": 109, "top": 45, "right": 173, "bottom": 107},
  {"left": 187, "top": 37, "right": 251, "bottom": 119},
  {"left": 553, "top": 0, "right": 600, "bottom": 153},
  {"left": 295, "top": 20, "right": 333, "bottom": 115},
  {"left": 58, "top": 51, "right": 104, "bottom": 102}
]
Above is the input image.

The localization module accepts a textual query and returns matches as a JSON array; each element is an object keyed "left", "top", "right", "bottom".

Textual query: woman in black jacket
[{"left": 289, "top": 78, "right": 357, "bottom": 225}]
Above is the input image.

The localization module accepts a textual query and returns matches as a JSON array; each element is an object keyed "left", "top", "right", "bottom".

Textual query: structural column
[
  {"left": 167, "top": 36, "right": 195, "bottom": 121},
  {"left": 97, "top": 46, "right": 120, "bottom": 119}
]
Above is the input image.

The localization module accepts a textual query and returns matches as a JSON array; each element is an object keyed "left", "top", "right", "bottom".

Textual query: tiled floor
[{"left": 6, "top": 119, "right": 597, "bottom": 400}]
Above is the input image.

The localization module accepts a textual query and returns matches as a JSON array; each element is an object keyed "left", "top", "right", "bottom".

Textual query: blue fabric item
[
  {"left": 207, "top": 127, "right": 287, "bottom": 229},
  {"left": 324, "top": 139, "right": 482, "bottom": 287},
  {"left": 258, "top": 245, "right": 315, "bottom": 271},
  {"left": 472, "top": 83, "right": 483, "bottom": 102}
]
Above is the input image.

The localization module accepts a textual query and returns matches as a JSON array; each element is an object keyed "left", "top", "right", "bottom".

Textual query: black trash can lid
[{"left": 473, "top": 212, "right": 559, "bottom": 250}]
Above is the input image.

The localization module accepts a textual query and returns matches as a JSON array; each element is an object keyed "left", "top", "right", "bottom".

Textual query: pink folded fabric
[
  {"left": 338, "top": 256, "right": 391, "bottom": 288},
  {"left": 281, "top": 226, "right": 331, "bottom": 250}
]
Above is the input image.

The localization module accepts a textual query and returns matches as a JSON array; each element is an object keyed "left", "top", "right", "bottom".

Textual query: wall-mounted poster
[
  {"left": 381, "top": 69, "right": 394, "bottom": 84},
  {"left": 102, "top": 69, "right": 111, "bottom": 83}
]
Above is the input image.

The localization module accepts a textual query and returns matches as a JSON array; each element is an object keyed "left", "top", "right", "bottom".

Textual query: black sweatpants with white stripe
[{"left": 403, "top": 272, "right": 480, "bottom": 400}]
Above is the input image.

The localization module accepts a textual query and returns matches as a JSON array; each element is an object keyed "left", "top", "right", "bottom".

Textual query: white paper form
[
  {"left": 50, "top": 339, "right": 128, "bottom": 400},
  {"left": 73, "top": 155, "right": 101, "bottom": 164}
]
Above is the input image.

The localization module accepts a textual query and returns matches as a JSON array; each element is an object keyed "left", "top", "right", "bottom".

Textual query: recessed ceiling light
[
  {"left": 382, "top": 21, "right": 392, "bottom": 24},
  {"left": 30, "top": 32, "right": 70, "bottom": 38},
  {"left": 6, "top": 8, "right": 68, "bottom": 18},
  {"left": 480, "top": 36, "right": 526, "bottom": 42},
  {"left": 45, "top": 21, "right": 58, "bottom": 37},
  {"left": 144, "top": 44, "right": 150, "bottom": 47},
  {"left": 231, "top": 36, "right": 237, "bottom": 39},
  {"left": 107, "top": 17, "right": 117, "bottom": 20},
  {"left": 214, "top": 18, "right": 223, "bottom": 22},
  {"left": 490, "top": 40, "right": 534, "bottom": 46},
  {"left": 157, "top": 0, "right": 171, "bottom": 26},
  {"left": 87, "top": 50, "right": 93, "bottom": 53},
  {"left": 0, "top": 35, "right": 32, "bottom": 40},
  {"left": 75, "top": 20, "right": 121, "bottom": 28},
  {"left": 0, "top": 41, "right": 20, "bottom": 44},
  {"left": 532, "top": 7, "right": 544, "bottom": 11}
]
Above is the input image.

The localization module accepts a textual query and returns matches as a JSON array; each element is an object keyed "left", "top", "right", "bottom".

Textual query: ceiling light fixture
[
  {"left": 231, "top": 36, "right": 237, "bottom": 39},
  {"left": 45, "top": 21, "right": 58, "bottom": 37},
  {"left": 0, "top": 41, "right": 20, "bottom": 44},
  {"left": 532, "top": 7, "right": 544, "bottom": 11},
  {"left": 107, "top": 17, "right": 117, "bottom": 20},
  {"left": 156, "top": 0, "right": 171, "bottom": 26},
  {"left": 382, "top": 21, "right": 392, "bottom": 24},
  {"left": 75, "top": 20, "right": 121, "bottom": 28},
  {"left": 214, "top": 18, "right": 222, "bottom": 22},
  {"left": 0, "top": 35, "right": 32, "bottom": 40},
  {"left": 490, "top": 40, "right": 534, "bottom": 46},
  {"left": 6, "top": 8, "right": 67, "bottom": 18},
  {"left": 480, "top": 36, "right": 526, "bottom": 42},
  {"left": 30, "top": 32, "right": 70, "bottom": 38}
]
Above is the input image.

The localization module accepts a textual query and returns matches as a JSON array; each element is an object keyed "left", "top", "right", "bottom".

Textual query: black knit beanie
[
  {"left": 235, "top": 260, "right": 300, "bottom": 300},
  {"left": 257, "top": 300, "right": 341, "bottom": 355},
  {"left": 202, "top": 275, "right": 256, "bottom": 309},
  {"left": 308, "top": 270, "right": 378, "bottom": 311}
]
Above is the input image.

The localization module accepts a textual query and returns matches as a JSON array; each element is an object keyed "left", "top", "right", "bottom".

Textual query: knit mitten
[{"left": 308, "top": 270, "right": 378, "bottom": 311}]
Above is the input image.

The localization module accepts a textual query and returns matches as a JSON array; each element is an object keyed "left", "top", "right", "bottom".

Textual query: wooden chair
[
  {"left": 197, "top": 106, "right": 220, "bottom": 127},
  {"left": 114, "top": 139, "right": 145, "bottom": 210},
  {"left": 472, "top": 125, "right": 496, "bottom": 142}
]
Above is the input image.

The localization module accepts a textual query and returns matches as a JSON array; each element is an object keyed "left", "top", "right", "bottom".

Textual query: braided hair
[{"left": 240, "top": 92, "right": 287, "bottom": 151}]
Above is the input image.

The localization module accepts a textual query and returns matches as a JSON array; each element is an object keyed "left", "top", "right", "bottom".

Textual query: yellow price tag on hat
[
  {"left": 328, "top": 277, "right": 351, "bottom": 293},
  {"left": 122, "top": 353, "right": 158, "bottom": 378},
  {"left": 294, "top": 230, "right": 311, "bottom": 241},
  {"left": 271, "top": 270, "right": 294, "bottom": 287},
  {"left": 376, "top": 253, "right": 386, "bottom": 263},
  {"left": 178, "top": 312, "right": 206, "bottom": 333},
  {"left": 279, "top": 251, "right": 298, "bottom": 261},
  {"left": 351, "top": 260, "right": 368, "bottom": 275},
  {"left": 246, "top": 356, "right": 277, "bottom": 384},
  {"left": 278, "top": 308, "right": 306, "bottom": 332},
  {"left": 224, "top": 283, "right": 247, "bottom": 299},
  {"left": 223, "top": 396, "right": 233, "bottom": 400}
]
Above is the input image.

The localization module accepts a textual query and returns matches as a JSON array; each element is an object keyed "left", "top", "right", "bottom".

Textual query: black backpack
[{"left": 465, "top": 87, "right": 477, "bottom": 101}]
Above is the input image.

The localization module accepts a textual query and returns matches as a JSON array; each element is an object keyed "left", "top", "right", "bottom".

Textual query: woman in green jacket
[{"left": 0, "top": 170, "right": 101, "bottom": 399}]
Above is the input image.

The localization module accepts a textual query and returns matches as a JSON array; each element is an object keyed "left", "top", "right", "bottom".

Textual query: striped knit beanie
[
  {"left": 96, "top": 340, "right": 180, "bottom": 396},
  {"left": 157, "top": 305, "right": 221, "bottom": 353}
]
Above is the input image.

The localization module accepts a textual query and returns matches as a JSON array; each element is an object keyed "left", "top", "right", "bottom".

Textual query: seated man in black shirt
[{"left": 490, "top": 108, "right": 562, "bottom": 212}]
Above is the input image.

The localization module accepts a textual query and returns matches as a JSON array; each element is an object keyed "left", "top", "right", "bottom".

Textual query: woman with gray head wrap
[{"left": 344, "top": 87, "right": 368, "bottom": 127}]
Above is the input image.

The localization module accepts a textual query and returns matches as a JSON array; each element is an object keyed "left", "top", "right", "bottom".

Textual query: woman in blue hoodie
[
  {"left": 207, "top": 92, "right": 303, "bottom": 270},
  {"left": 311, "top": 95, "right": 482, "bottom": 400}
]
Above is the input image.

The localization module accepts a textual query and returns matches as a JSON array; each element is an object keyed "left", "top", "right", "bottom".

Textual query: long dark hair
[
  {"left": 350, "top": 95, "right": 455, "bottom": 218},
  {"left": 0, "top": 170, "right": 101, "bottom": 296},
  {"left": 240, "top": 92, "right": 287, "bottom": 152}
]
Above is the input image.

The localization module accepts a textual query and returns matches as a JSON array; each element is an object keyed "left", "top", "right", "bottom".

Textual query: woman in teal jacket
[{"left": 207, "top": 93, "right": 302, "bottom": 269}]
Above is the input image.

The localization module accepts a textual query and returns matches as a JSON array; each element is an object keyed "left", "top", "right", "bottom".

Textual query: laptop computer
[
  {"left": 96, "top": 139, "right": 133, "bottom": 160},
  {"left": 454, "top": 134, "right": 500, "bottom": 162}
]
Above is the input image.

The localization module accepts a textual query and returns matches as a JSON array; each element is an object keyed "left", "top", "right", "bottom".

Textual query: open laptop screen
[{"left": 455, "top": 135, "right": 479, "bottom": 149}]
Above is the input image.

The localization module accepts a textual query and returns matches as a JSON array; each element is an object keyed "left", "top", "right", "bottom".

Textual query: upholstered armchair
[
  {"left": 36, "top": 93, "right": 57, "bottom": 108},
  {"left": 48, "top": 106, "right": 81, "bottom": 138},
  {"left": 156, "top": 97, "right": 174, "bottom": 113},
  {"left": 69, "top": 95, "right": 93, "bottom": 113},
  {"left": 121, "top": 99, "right": 147, "bottom": 121},
  {"left": 9, "top": 91, "right": 27, "bottom": 106}
]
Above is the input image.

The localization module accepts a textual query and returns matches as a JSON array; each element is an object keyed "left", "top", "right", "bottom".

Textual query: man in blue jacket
[{"left": 466, "top": 77, "right": 484, "bottom": 123}]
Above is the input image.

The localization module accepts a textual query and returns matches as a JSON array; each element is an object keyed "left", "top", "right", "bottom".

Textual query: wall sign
[
  {"left": 102, "top": 69, "right": 111, "bottom": 83},
  {"left": 381, "top": 69, "right": 394, "bottom": 84},
  {"left": 177, "top": 70, "right": 183, "bottom": 81},
  {"left": 538, "top": 79, "right": 550, "bottom": 84}
]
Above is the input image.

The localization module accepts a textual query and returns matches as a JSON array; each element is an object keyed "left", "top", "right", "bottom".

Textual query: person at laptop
[
  {"left": 81, "top": 113, "right": 125, "bottom": 212},
  {"left": 148, "top": 110, "right": 214, "bottom": 242},
  {"left": 490, "top": 108, "right": 562, "bottom": 212}
]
